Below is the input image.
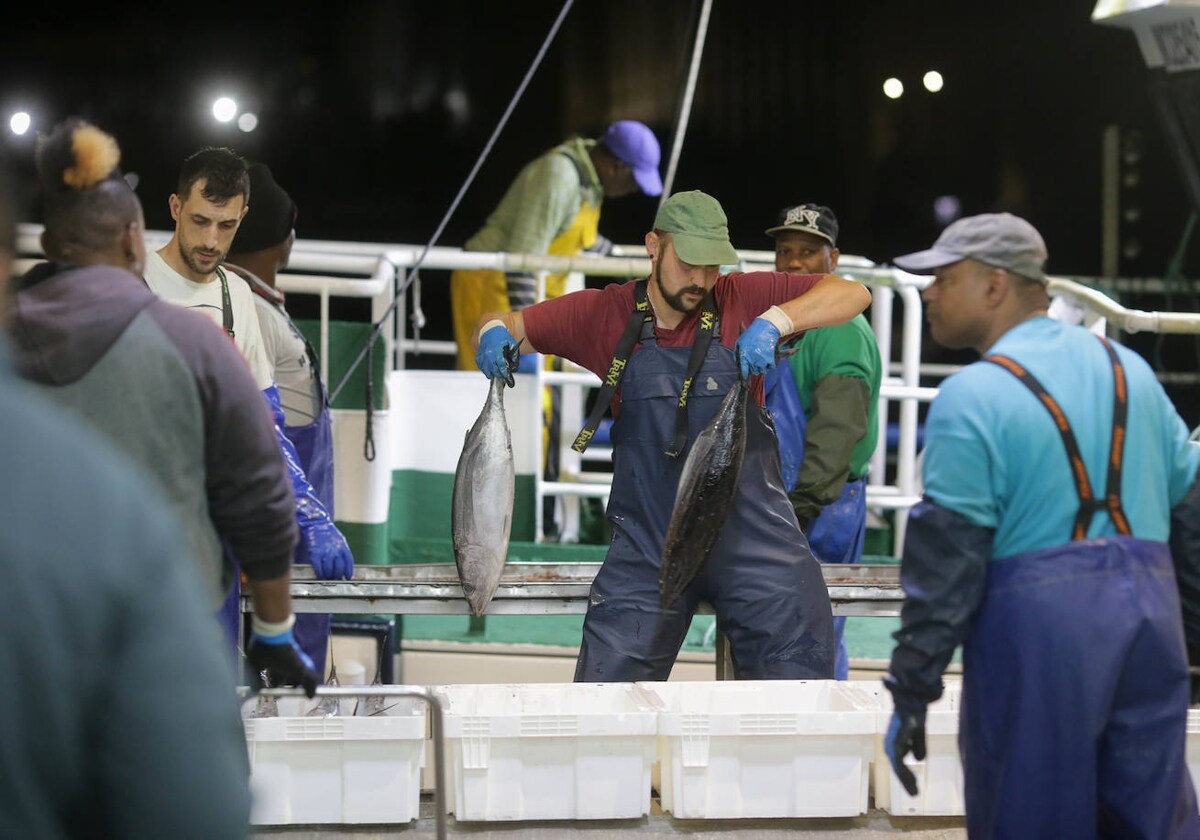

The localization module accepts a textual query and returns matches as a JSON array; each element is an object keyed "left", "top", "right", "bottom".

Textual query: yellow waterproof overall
[{"left": 450, "top": 201, "right": 600, "bottom": 371}]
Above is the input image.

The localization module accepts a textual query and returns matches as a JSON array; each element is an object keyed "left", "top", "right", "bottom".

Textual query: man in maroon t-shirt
[{"left": 474, "top": 190, "right": 871, "bottom": 681}]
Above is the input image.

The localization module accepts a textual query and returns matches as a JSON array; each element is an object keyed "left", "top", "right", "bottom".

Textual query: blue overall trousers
[
  {"left": 765, "top": 364, "right": 867, "bottom": 679},
  {"left": 217, "top": 347, "right": 336, "bottom": 676},
  {"left": 575, "top": 329, "right": 835, "bottom": 681},
  {"left": 961, "top": 539, "right": 1198, "bottom": 839},
  {"left": 285, "top": 403, "right": 335, "bottom": 676},
  {"left": 961, "top": 342, "right": 1200, "bottom": 838}
]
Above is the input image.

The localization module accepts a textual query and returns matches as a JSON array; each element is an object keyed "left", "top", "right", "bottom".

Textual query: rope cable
[{"left": 329, "top": 0, "right": 576, "bottom": 403}]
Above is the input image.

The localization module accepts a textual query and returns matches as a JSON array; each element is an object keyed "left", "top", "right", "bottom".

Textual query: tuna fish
[
  {"left": 452, "top": 377, "right": 515, "bottom": 616},
  {"left": 659, "top": 375, "right": 750, "bottom": 608}
]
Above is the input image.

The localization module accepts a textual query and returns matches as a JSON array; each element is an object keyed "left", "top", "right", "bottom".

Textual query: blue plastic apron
[
  {"left": 961, "top": 538, "right": 1198, "bottom": 839},
  {"left": 574, "top": 324, "right": 834, "bottom": 682},
  {"left": 218, "top": 298, "right": 335, "bottom": 676},
  {"left": 764, "top": 364, "right": 867, "bottom": 679},
  {"left": 285, "top": 402, "right": 335, "bottom": 676}
]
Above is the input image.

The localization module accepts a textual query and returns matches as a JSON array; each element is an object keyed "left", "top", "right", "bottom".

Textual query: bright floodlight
[
  {"left": 883, "top": 78, "right": 904, "bottom": 99},
  {"left": 923, "top": 71, "right": 945, "bottom": 93},
  {"left": 212, "top": 97, "right": 238, "bottom": 123},
  {"left": 934, "top": 195, "right": 962, "bottom": 226},
  {"left": 9, "top": 111, "right": 31, "bottom": 135},
  {"left": 237, "top": 112, "right": 258, "bottom": 133}
]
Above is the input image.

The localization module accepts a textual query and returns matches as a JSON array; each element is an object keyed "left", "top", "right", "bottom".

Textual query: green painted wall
[
  {"left": 389, "top": 469, "right": 538, "bottom": 546},
  {"left": 295, "top": 319, "right": 387, "bottom": 411},
  {"left": 335, "top": 521, "right": 390, "bottom": 568}
]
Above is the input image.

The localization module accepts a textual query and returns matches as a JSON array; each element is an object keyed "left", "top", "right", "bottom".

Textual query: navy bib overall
[{"left": 575, "top": 322, "right": 834, "bottom": 681}]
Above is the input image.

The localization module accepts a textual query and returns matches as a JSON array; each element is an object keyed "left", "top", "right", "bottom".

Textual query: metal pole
[
  {"left": 1101, "top": 124, "right": 1120, "bottom": 278},
  {"left": 659, "top": 0, "right": 715, "bottom": 204}
]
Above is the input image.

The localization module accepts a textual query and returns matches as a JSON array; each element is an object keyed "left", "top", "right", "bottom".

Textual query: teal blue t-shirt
[{"left": 922, "top": 317, "right": 1199, "bottom": 559}]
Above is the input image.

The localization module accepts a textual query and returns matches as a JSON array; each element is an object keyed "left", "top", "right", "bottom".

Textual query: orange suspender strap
[{"left": 985, "top": 335, "right": 1131, "bottom": 541}]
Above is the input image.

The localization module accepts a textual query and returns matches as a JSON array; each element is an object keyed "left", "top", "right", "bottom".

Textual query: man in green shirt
[
  {"left": 450, "top": 120, "right": 662, "bottom": 371},
  {"left": 763, "top": 203, "right": 882, "bottom": 679}
]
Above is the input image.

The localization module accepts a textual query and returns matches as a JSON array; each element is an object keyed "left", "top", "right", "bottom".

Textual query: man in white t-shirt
[{"left": 146, "top": 147, "right": 353, "bottom": 663}]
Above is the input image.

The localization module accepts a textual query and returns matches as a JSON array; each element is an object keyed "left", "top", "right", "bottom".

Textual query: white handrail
[{"left": 18, "top": 223, "right": 1200, "bottom": 555}]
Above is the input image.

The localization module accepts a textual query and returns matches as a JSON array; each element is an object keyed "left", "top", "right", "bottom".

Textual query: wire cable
[{"left": 329, "top": 0, "right": 576, "bottom": 403}]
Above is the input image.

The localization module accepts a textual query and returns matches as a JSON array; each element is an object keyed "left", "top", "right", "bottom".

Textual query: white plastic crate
[
  {"left": 431, "top": 683, "right": 658, "bottom": 821},
  {"left": 1187, "top": 709, "right": 1200, "bottom": 802},
  {"left": 244, "top": 694, "right": 427, "bottom": 825},
  {"left": 843, "top": 680, "right": 966, "bottom": 816},
  {"left": 638, "top": 680, "right": 877, "bottom": 818}
]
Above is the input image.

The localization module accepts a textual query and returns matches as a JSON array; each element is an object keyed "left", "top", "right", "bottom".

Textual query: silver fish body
[
  {"left": 659, "top": 376, "right": 749, "bottom": 608},
  {"left": 452, "top": 377, "right": 515, "bottom": 616}
]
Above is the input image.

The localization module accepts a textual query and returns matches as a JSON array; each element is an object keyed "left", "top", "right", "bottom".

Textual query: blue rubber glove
[
  {"left": 475, "top": 322, "right": 521, "bottom": 387},
  {"left": 733, "top": 317, "right": 782, "bottom": 379},
  {"left": 263, "top": 385, "right": 355, "bottom": 581},
  {"left": 883, "top": 709, "right": 926, "bottom": 796},
  {"left": 246, "top": 617, "right": 320, "bottom": 697},
  {"left": 295, "top": 515, "right": 354, "bottom": 580}
]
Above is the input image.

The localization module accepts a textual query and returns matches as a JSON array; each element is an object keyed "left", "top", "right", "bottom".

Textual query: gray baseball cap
[{"left": 894, "top": 212, "right": 1048, "bottom": 283}]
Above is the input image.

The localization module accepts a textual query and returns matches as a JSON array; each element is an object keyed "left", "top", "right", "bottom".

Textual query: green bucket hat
[{"left": 653, "top": 190, "right": 740, "bottom": 266}]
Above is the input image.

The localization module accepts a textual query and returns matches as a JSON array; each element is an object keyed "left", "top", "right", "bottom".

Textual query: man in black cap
[
  {"left": 762, "top": 203, "right": 882, "bottom": 680},
  {"left": 226, "top": 162, "right": 346, "bottom": 677}
]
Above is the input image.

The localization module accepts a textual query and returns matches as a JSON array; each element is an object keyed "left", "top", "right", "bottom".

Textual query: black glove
[
  {"left": 883, "top": 672, "right": 929, "bottom": 796},
  {"left": 246, "top": 627, "right": 320, "bottom": 698},
  {"left": 884, "top": 708, "right": 926, "bottom": 796}
]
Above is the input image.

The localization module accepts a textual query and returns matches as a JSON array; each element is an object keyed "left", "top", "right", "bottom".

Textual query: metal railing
[{"left": 18, "top": 223, "right": 1200, "bottom": 554}]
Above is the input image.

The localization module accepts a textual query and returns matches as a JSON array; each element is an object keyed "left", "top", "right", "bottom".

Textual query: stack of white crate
[{"left": 243, "top": 679, "right": 974, "bottom": 824}]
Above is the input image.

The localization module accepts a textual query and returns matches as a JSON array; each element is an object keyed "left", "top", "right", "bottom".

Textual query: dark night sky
[{"left": 0, "top": 0, "right": 1188, "bottom": 271}]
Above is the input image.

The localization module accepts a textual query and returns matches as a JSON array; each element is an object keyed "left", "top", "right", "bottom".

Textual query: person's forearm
[
  {"left": 505, "top": 272, "right": 537, "bottom": 310},
  {"left": 777, "top": 275, "right": 871, "bottom": 335},
  {"left": 792, "top": 375, "right": 872, "bottom": 517},
  {"left": 247, "top": 573, "right": 294, "bottom": 624},
  {"left": 889, "top": 500, "right": 991, "bottom": 703},
  {"left": 1171, "top": 471, "right": 1200, "bottom": 647}
]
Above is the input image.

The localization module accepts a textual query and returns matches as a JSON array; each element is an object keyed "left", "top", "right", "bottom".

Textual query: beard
[
  {"left": 177, "top": 238, "right": 225, "bottom": 277},
  {"left": 652, "top": 258, "right": 708, "bottom": 314}
]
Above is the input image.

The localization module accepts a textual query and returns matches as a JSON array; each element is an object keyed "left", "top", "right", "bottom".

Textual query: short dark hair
[
  {"left": 177, "top": 147, "right": 249, "bottom": 206},
  {"left": 35, "top": 118, "right": 142, "bottom": 261}
]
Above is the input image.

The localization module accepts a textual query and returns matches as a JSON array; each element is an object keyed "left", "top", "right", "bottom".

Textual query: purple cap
[{"left": 601, "top": 120, "right": 663, "bottom": 196}]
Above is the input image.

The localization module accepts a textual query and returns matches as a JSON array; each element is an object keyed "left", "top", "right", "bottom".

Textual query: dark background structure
[{"left": 3, "top": 0, "right": 1199, "bottom": 419}]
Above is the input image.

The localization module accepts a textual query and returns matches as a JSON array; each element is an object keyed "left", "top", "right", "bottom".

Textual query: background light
[
  {"left": 237, "top": 112, "right": 259, "bottom": 132},
  {"left": 212, "top": 97, "right": 238, "bottom": 123},
  {"left": 934, "top": 195, "right": 962, "bottom": 226},
  {"left": 923, "top": 71, "right": 944, "bottom": 93},
  {"left": 9, "top": 111, "right": 31, "bottom": 135},
  {"left": 883, "top": 78, "right": 904, "bottom": 99}
]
